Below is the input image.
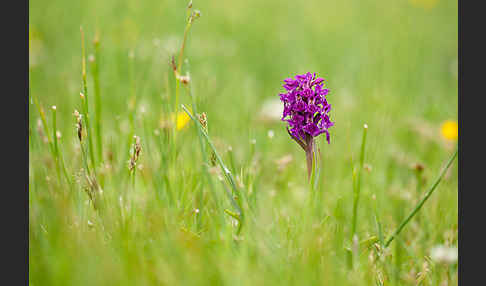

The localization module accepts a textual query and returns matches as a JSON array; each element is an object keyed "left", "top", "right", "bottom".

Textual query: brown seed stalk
[{"left": 129, "top": 135, "right": 142, "bottom": 172}]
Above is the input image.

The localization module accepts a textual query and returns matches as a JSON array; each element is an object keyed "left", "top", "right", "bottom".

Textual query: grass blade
[
  {"left": 91, "top": 31, "right": 103, "bottom": 165},
  {"left": 351, "top": 123, "right": 368, "bottom": 239},
  {"left": 182, "top": 104, "right": 245, "bottom": 234},
  {"left": 384, "top": 148, "right": 458, "bottom": 247},
  {"left": 80, "top": 26, "right": 96, "bottom": 172}
]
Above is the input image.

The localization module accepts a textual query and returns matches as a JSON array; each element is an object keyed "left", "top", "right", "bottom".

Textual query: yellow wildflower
[
  {"left": 176, "top": 111, "right": 190, "bottom": 131},
  {"left": 167, "top": 110, "right": 191, "bottom": 131},
  {"left": 440, "top": 120, "right": 458, "bottom": 141},
  {"left": 160, "top": 109, "right": 192, "bottom": 131}
]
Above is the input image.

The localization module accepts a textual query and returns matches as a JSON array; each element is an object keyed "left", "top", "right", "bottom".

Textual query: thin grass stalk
[
  {"left": 186, "top": 76, "right": 224, "bottom": 228},
  {"left": 351, "top": 124, "right": 368, "bottom": 238},
  {"left": 32, "top": 95, "right": 54, "bottom": 153},
  {"left": 128, "top": 49, "right": 137, "bottom": 152},
  {"left": 74, "top": 110, "right": 94, "bottom": 180},
  {"left": 129, "top": 150, "right": 136, "bottom": 192},
  {"left": 80, "top": 27, "right": 96, "bottom": 172},
  {"left": 128, "top": 135, "right": 141, "bottom": 196},
  {"left": 79, "top": 130, "right": 92, "bottom": 179},
  {"left": 32, "top": 96, "right": 72, "bottom": 188},
  {"left": 51, "top": 107, "right": 72, "bottom": 188},
  {"left": 384, "top": 148, "right": 458, "bottom": 247},
  {"left": 174, "top": 11, "right": 194, "bottom": 117},
  {"left": 188, "top": 88, "right": 204, "bottom": 230},
  {"left": 60, "top": 157, "right": 72, "bottom": 190},
  {"left": 348, "top": 124, "right": 368, "bottom": 268},
  {"left": 156, "top": 131, "right": 174, "bottom": 205},
  {"left": 172, "top": 5, "right": 199, "bottom": 149},
  {"left": 51, "top": 106, "right": 62, "bottom": 184},
  {"left": 51, "top": 107, "right": 59, "bottom": 158},
  {"left": 182, "top": 104, "right": 245, "bottom": 234},
  {"left": 375, "top": 214, "right": 385, "bottom": 247},
  {"left": 92, "top": 31, "right": 103, "bottom": 165},
  {"left": 182, "top": 67, "right": 205, "bottom": 228},
  {"left": 131, "top": 169, "right": 136, "bottom": 193}
]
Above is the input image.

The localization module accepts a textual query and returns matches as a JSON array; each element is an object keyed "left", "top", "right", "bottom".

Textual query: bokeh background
[{"left": 29, "top": 0, "right": 458, "bottom": 285}]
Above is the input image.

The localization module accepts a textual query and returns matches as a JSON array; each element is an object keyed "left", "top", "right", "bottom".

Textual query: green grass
[{"left": 29, "top": 0, "right": 458, "bottom": 285}]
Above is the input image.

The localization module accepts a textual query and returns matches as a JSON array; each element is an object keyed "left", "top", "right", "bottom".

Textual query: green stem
[
  {"left": 305, "top": 137, "right": 314, "bottom": 181},
  {"left": 131, "top": 170, "right": 136, "bottom": 191},
  {"left": 51, "top": 107, "right": 62, "bottom": 184},
  {"left": 81, "top": 27, "right": 96, "bottom": 173},
  {"left": 173, "top": 15, "right": 194, "bottom": 146},
  {"left": 185, "top": 75, "right": 220, "bottom": 228},
  {"left": 351, "top": 124, "right": 368, "bottom": 238},
  {"left": 348, "top": 124, "right": 368, "bottom": 269},
  {"left": 384, "top": 148, "right": 458, "bottom": 247},
  {"left": 182, "top": 104, "right": 245, "bottom": 234},
  {"left": 80, "top": 140, "right": 92, "bottom": 179},
  {"left": 92, "top": 33, "right": 103, "bottom": 165},
  {"left": 52, "top": 108, "right": 58, "bottom": 158},
  {"left": 32, "top": 96, "right": 54, "bottom": 153},
  {"left": 308, "top": 141, "right": 317, "bottom": 206}
]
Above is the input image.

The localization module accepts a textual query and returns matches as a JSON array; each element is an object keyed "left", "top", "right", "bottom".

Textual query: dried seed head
[
  {"left": 197, "top": 112, "right": 208, "bottom": 132},
  {"left": 129, "top": 135, "right": 142, "bottom": 172},
  {"left": 83, "top": 173, "right": 102, "bottom": 210},
  {"left": 170, "top": 55, "right": 177, "bottom": 71},
  {"left": 36, "top": 118, "right": 48, "bottom": 143},
  {"left": 178, "top": 74, "right": 191, "bottom": 85},
  {"left": 416, "top": 261, "right": 430, "bottom": 285},
  {"left": 74, "top": 109, "right": 83, "bottom": 141},
  {"left": 189, "top": 10, "right": 201, "bottom": 23},
  {"left": 411, "top": 162, "right": 425, "bottom": 172},
  {"left": 364, "top": 163, "right": 372, "bottom": 173},
  {"left": 210, "top": 152, "right": 217, "bottom": 166},
  {"left": 196, "top": 112, "right": 216, "bottom": 165}
]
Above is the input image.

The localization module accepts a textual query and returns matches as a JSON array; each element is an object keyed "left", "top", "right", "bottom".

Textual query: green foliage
[{"left": 29, "top": 0, "right": 458, "bottom": 285}]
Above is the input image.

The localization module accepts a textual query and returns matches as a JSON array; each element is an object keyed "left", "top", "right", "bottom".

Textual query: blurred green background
[{"left": 29, "top": 0, "right": 458, "bottom": 285}]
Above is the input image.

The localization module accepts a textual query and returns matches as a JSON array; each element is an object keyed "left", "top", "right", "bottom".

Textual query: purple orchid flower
[{"left": 279, "top": 72, "right": 334, "bottom": 179}]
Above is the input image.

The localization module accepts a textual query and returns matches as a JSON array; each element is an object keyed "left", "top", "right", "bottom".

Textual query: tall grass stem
[
  {"left": 351, "top": 124, "right": 368, "bottom": 238},
  {"left": 92, "top": 32, "right": 103, "bottom": 165},
  {"left": 349, "top": 124, "right": 368, "bottom": 268},
  {"left": 80, "top": 27, "right": 96, "bottom": 172}
]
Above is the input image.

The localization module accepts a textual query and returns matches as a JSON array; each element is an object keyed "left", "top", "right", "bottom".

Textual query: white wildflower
[{"left": 430, "top": 245, "right": 458, "bottom": 264}]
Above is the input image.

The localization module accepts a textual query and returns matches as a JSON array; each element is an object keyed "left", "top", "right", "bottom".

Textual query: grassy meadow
[{"left": 29, "top": 0, "right": 458, "bottom": 285}]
